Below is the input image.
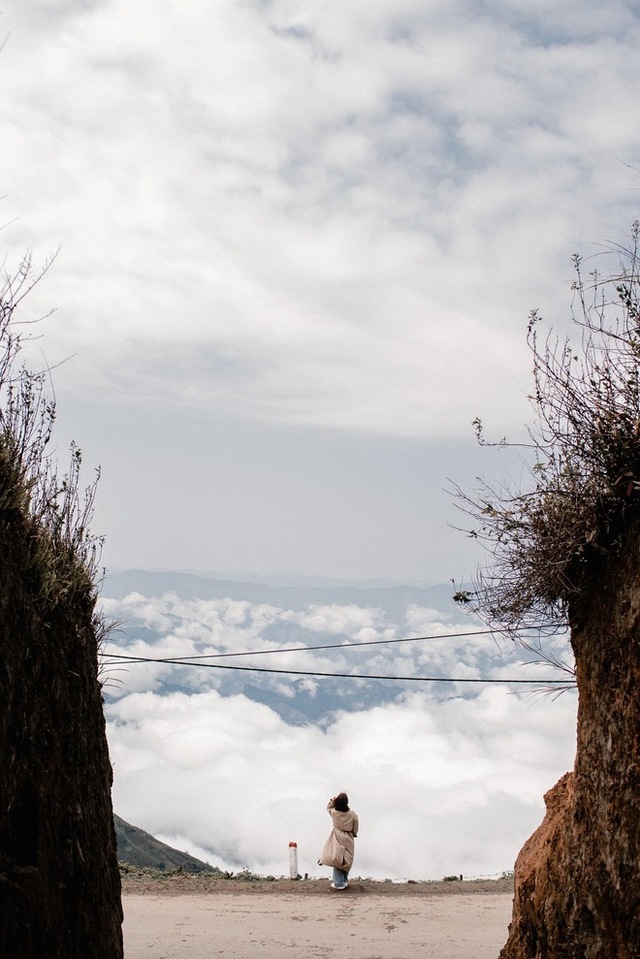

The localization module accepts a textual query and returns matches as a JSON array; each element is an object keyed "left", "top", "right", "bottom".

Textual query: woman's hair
[{"left": 333, "top": 792, "right": 349, "bottom": 812}]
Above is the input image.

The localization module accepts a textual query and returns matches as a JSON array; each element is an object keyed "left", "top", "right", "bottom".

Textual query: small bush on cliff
[
  {"left": 0, "top": 254, "right": 103, "bottom": 604},
  {"left": 455, "top": 221, "right": 640, "bottom": 638}
]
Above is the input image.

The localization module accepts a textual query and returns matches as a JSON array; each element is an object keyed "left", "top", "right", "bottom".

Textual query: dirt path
[{"left": 122, "top": 881, "right": 513, "bottom": 958}]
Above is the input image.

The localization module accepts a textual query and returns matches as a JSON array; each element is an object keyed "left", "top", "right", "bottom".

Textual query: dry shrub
[
  {"left": 0, "top": 253, "right": 103, "bottom": 605},
  {"left": 455, "top": 222, "right": 640, "bottom": 640}
]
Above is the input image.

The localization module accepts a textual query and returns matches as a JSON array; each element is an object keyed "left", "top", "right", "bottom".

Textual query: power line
[
  {"left": 100, "top": 651, "right": 573, "bottom": 685},
  {"left": 102, "top": 624, "right": 567, "bottom": 663}
]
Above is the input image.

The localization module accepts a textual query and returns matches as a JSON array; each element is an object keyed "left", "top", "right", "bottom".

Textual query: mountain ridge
[
  {"left": 114, "top": 814, "right": 217, "bottom": 873},
  {"left": 102, "top": 569, "right": 464, "bottom": 619}
]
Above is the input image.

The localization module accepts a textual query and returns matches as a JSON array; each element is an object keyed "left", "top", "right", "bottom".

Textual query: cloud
[
  {"left": 101, "top": 587, "right": 556, "bottom": 697},
  {"left": 4, "top": 3, "right": 639, "bottom": 577},
  {"left": 101, "top": 583, "right": 577, "bottom": 879},
  {"left": 4, "top": 0, "right": 640, "bottom": 441},
  {"left": 290, "top": 604, "right": 386, "bottom": 636},
  {"left": 107, "top": 683, "right": 577, "bottom": 879}
]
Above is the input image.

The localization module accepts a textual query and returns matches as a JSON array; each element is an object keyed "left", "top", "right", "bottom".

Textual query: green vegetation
[
  {"left": 114, "top": 814, "right": 216, "bottom": 873},
  {"left": 119, "top": 863, "right": 276, "bottom": 882}
]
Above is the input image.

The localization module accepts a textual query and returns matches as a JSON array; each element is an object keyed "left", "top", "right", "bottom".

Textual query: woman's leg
[{"left": 331, "top": 867, "right": 347, "bottom": 888}]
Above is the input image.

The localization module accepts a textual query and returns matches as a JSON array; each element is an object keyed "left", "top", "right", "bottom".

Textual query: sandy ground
[{"left": 121, "top": 877, "right": 514, "bottom": 959}]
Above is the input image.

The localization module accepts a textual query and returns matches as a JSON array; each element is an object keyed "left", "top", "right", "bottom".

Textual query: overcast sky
[
  {"left": 5, "top": 1, "right": 621, "bottom": 881},
  {"left": 3, "top": 0, "right": 640, "bottom": 582}
]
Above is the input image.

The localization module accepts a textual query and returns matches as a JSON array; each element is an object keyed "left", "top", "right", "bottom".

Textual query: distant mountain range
[
  {"left": 102, "top": 568, "right": 464, "bottom": 620},
  {"left": 108, "top": 568, "right": 441, "bottom": 590},
  {"left": 114, "top": 814, "right": 216, "bottom": 873}
]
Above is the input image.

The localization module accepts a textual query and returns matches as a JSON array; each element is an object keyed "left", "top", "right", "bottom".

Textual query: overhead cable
[
  {"left": 100, "top": 651, "right": 573, "bottom": 685},
  {"left": 102, "top": 623, "right": 567, "bottom": 663}
]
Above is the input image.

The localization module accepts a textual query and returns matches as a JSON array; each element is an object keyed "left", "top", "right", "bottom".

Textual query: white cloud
[
  {"left": 101, "top": 585, "right": 577, "bottom": 879},
  {"left": 100, "top": 589, "right": 571, "bottom": 695},
  {"left": 107, "top": 683, "right": 577, "bottom": 879},
  {"left": 292, "top": 604, "right": 385, "bottom": 636},
  {"left": 4, "top": 0, "right": 640, "bottom": 442},
  {"left": 3, "top": 2, "right": 639, "bottom": 575}
]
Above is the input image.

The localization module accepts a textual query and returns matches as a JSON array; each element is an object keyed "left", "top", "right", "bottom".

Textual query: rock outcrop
[
  {"left": 499, "top": 527, "right": 640, "bottom": 958},
  {"left": 0, "top": 447, "right": 123, "bottom": 953}
]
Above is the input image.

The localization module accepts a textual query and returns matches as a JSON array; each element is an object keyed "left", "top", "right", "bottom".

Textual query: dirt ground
[
  {"left": 121, "top": 874, "right": 514, "bottom": 958},
  {"left": 120, "top": 871, "right": 514, "bottom": 897}
]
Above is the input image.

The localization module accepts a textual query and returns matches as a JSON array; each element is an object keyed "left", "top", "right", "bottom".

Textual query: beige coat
[{"left": 319, "top": 802, "right": 359, "bottom": 871}]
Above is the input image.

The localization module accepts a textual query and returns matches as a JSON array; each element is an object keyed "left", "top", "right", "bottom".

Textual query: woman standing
[{"left": 318, "top": 792, "right": 359, "bottom": 890}]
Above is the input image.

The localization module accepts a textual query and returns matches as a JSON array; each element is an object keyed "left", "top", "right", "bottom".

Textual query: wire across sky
[{"left": 101, "top": 625, "right": 574, "bottom": 685}]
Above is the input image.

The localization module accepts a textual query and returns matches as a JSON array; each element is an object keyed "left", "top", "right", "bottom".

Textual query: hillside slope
[{"left": 115, "top": 815, "right": 217, "bottom": 873}]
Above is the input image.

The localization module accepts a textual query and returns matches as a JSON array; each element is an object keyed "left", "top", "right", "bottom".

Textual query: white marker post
[{"left": 289, "top": 841, "right": 298, "bottom": 879}]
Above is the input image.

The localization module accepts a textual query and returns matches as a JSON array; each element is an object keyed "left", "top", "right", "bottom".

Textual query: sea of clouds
[{"left": 101, "top": 575, "right": 577, "bottom": 881}]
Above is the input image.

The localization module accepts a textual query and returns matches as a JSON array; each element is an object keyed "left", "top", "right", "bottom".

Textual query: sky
[
  {"left": 1, "top": 0, "right": 637, "bottom": 883},
  {"left": 3, "top": 0, "right": 640, "bottom": 582}
]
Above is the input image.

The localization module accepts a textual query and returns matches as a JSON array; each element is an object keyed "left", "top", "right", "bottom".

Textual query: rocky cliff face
[
  {"left": 499, "top": 528, "right": 640, "bottom": 958},
  {"left": 0, "top": 447, "right": 123, "bottom": 957}
]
